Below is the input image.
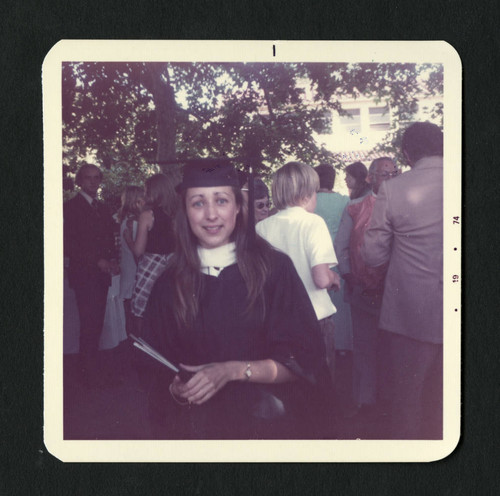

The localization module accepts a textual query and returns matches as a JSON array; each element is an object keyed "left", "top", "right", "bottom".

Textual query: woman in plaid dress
[{"left": 125, "top": 172, "right": 179, "bottom": 335}]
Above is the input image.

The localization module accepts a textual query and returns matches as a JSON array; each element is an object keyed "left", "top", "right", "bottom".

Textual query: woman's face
[
  {"left": 186, "top": 186, "right": 240, "bottom": 249},
  {"left": 254, "top": 196, "right": 270, "bottom": 223},
  {"left": 136, "top": 196, "right": 145, "bottom": 211},
  {"left": 345, "top": 172, "right": 357, "bottom": 190}
]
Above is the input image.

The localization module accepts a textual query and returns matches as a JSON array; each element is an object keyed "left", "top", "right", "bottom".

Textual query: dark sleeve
[
  {"left": 264, "top": 252, "right": 326, "bottom": 385},
  {"left": 138, "top": 273, "right": 180, "bottom": 386},
  {"left": 63, "top": 199, "right": 78, "bottom": 260},
  {"left": 101, "top": 204, "right": 119, "bottom": 261},
  {"left": 63, "top": 199, "right": 97, "bottom": 266},
  {"left": 334, "top": 203, "right": 353, "bottom": 276},
  {"left": 63, "top": 198, "right": 117, "bottom": 266}
]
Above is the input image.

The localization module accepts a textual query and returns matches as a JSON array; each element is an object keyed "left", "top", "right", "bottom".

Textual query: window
[
  {"left": 339, "top": 108, "right": 361, "bottom": 134},
  {"left": 369, "top": 106, "right": 390, "bottom": 130},
  {"left": 314, "top": 109, "right": 332, "bottom": 135}
]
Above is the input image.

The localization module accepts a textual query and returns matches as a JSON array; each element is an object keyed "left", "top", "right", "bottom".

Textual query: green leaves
[{"left": 62, "top": 61, "right": 443, "bottom": 202}]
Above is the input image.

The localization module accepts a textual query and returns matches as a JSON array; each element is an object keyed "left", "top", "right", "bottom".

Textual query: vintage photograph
[{"left": 43, "top": 40, "right": 461, "bottom": 462}]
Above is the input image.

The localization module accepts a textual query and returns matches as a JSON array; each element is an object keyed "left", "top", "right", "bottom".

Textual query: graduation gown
[{"left": 141, "top": 249, "right": 333, "bottom": 439}]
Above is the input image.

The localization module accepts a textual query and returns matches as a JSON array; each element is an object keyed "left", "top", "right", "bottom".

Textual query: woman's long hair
[
  {"left": 168, "top": 186, "right": 272, "bottom": 329},
  {"left": 345, "top": 161, "right": 370, "bottom": 200},
  {"left": 118, "top": 185, "right": 144, "bottom": 223},
  {"left": 144, "top": 171, "right": 180, "bottom": 217}
]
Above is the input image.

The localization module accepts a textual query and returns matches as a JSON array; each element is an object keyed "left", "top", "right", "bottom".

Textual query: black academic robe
[{"left": 141, "top": 250, "right": 334, "bottom": 440}]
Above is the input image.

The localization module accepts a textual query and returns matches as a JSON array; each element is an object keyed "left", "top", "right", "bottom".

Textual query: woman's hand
[
  {"left": 97, "top": 258, "right": 111, "bottom": 273},
  {"left": 329, "top": 270, "right": 341, "bottom": 292},
  {"left": 169, "top": 359, "right": 297, "bottom": 406},
  {"left": 109, "top": 258, "right": 120, "bottom": 275},
  {"left": 170, "top": 362, "right": 241, "bottom": 406}
]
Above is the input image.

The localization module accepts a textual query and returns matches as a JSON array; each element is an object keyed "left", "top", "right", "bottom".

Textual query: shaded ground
[{"left": 63, "top": 343, "right": 392, "bottom": 440}]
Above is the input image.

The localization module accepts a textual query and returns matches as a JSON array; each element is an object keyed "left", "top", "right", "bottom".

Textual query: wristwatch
[{"left": 244, "top": 362, "right": 252, "bottom": 381}]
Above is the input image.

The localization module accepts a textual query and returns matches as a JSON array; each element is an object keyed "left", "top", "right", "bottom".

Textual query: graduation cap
[{"left": 174, "top": 158, "right": 240, "bottom": 193}]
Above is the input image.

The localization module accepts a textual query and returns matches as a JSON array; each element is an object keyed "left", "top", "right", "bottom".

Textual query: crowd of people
[{"left": 63, "top": 121, "right": 444, "bottom": 440}]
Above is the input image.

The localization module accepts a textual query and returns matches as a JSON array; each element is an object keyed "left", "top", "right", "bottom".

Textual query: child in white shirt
[{"left": 256, "top": 162, "right": 340, "bottom": 383}]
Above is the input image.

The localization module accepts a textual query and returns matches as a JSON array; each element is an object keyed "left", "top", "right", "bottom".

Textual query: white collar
[
  {"left": 284, "top": 205, "right": 307, "bottom": 214},
  {"left": 198, "top": 242, "right": 237, "bottom": 277}
]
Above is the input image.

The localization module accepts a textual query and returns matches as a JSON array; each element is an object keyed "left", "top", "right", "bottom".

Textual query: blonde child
[{"left": 256, "top": 161, "right": 340, "bottom": 383}]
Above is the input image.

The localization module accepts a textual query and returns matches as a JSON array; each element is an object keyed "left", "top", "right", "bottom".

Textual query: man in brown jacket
[{"left": 362, "top": 122, "right": 443, "bottom": 439}]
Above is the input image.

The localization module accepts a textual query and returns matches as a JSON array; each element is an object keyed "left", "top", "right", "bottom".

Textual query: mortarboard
[{"left": 174, "top": 158, "right": 240, "bottom": 193}]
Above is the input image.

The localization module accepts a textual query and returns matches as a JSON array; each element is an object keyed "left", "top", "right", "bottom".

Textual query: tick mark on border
[{"left": 273, "top": 45, "right": 276, "bottom": 57}]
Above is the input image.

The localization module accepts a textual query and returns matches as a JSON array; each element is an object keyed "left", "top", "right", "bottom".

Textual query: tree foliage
[{"left": 62, "top": 61, "right": 443, "bottom": 201}]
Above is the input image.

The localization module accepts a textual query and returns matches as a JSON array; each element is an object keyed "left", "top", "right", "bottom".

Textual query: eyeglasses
[
  {"left": 373, "top": 171, "right": 399, "bottom": 178},
  {"left": 255, "top": 201, "right": 271, "bottom": 210}
]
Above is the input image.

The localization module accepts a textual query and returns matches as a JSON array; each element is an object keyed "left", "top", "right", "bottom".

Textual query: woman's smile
[{"left": 203, "top": 225, "right": 223, "bottom": 233}]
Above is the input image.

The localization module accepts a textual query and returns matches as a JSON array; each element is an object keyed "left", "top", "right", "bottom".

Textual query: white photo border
[{"left": 43, "top": 40, "right": 462, "bottom": 462}]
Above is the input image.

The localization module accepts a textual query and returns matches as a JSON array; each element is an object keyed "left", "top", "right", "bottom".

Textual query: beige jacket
[{"left": 362, "top": 156, "right": 443, "bottom": 344}]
